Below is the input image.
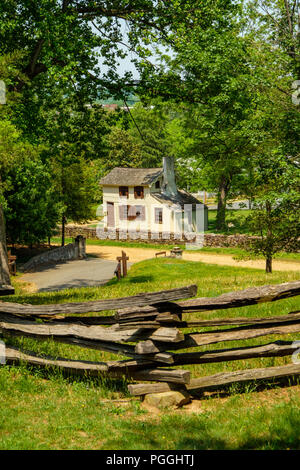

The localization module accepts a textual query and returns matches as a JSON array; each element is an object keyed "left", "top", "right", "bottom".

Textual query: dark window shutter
[
  {"left": 119, "top": 205, "right": 127, "bottom": 220},
  {"left": 127, "top": 205, "right": 135, "bottom": 219},
  {"left": 135, "top": 205, "right": 145, "bottom": 221}
]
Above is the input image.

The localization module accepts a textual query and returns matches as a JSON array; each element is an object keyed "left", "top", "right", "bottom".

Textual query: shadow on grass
[
  {"left": 105, "top": 274, "right": 154, "bottom": 286},
  {"left": 1, "top": 290, "right": 101, "bottom": 305},
  {"left": 105, "top": 398, "right": 300, "bottom": 449},
  {"left": 126, "top": 275, "right": 155, "bottom": 284},
  {"left": 190, "top": 376, "right": 300, "bottom": 400},
  {"left": 174, "top": 420, "right": 300, "bottom": 450},
  {"left": 6, "top": 362, "right": 130, "bottom": 396}
]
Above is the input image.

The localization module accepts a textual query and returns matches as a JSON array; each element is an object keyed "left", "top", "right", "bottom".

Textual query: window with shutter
[
  {"left": 119, "top": 186, "right": 129, "bottom": 198},
  {"left": 135, "top": 205, "right": 145, "bottom": 221},
  {"left": 119, "top": 205, "right": 146, "bottom": 221},
  {"left": 155, "top": 208, "right": 163, "bottom": 224}
]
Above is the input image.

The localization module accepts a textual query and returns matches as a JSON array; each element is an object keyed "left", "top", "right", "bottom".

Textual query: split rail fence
[{"left": 0, "top": 281, "right": 300, "bottom": 398}]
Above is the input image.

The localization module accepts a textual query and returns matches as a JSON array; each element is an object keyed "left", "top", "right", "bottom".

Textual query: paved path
[{"left": 20, "top": 257, "right": 121, "bottom": 292}]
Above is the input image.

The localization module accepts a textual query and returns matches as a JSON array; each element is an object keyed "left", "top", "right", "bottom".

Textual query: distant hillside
[{"left": 96, "top": 94, "right": 139, "bottom": 107}]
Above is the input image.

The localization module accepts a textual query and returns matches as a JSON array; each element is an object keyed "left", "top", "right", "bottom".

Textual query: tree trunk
[
  {"left": 0, "top": 204, "right": 12, "bottom": 286},
  {"left": 216, "top": 175, "right": 230, "bottom": 231},
  {"left": 265, "top": 200, "right": 273, "bottom": 274},
  {"left": 266, "top": 256, "right": 272, "bottom": 273},
  {"left": 61, "top": 214, "right": 66, "bottom": 247}
]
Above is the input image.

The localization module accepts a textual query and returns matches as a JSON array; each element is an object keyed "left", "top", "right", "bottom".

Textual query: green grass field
[
  {"left": 1, "top": 258, "right": 300, "bottom": 449},
  {"left": 207, "top": 209, "right": 252, "bottom": 234}
]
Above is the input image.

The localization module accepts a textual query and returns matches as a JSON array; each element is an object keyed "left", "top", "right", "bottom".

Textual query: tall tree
[
  {"left": 0, "top": 52, "right": 28, "bottom": 289},
  {"left": 0, "top": 1, "right": 216, "bottom": 254},
  {"left": 134, "top": 1, "right": 261, "bottom": 229},
  {"left": 41, "top": 99, "right": 105, "bottom": 245},
  {"left": 246, "top": 1, "right": 300, "bottom": 165},
  {"left": 0, "top": 119, "right": 38, "bottom": 287}
]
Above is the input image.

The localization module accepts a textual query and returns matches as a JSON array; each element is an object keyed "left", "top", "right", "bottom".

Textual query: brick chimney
[{"left": 163, "top": 156, "right": 177, "bottom": 197}]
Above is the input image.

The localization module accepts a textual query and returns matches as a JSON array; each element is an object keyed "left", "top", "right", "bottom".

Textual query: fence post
[
  {"left": 116, "top": 251, "right": 129, "bottom": 277},
  {"left": 75, "top": 235, "right": 86, "bottom": 259}
]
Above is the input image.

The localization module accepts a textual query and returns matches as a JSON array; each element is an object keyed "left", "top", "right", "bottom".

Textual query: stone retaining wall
[
  {"left": 22, "top": 236, "right": 86, "bottom": 272},
  {"left": 60, "top": 226, "right": 255, "bottom": 248}
]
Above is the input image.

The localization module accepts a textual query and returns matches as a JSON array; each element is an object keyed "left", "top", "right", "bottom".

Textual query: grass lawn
[
  {"left": 207, "top": 209, "right": 252, "bottom": 234},
  {"left": 1, "top": 259, "right": 300, "bottom": 449}
]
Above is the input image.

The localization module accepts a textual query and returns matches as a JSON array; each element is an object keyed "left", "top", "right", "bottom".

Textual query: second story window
[
  {"left": 119, "top": 186, "right": 128, "bottom": 198},
  {"left": 134, "top": 186, "right": 144, "bottom": 199}
]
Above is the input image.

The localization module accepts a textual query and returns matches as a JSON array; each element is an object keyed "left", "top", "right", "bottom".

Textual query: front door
[{"left": 107, "top": 202, "right": 115, "bottom": 228}]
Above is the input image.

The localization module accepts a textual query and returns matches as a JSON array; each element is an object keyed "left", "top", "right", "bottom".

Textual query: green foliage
[
  {"left": 134, "top": 3, "right": 260, "bottom": 229},
  {"left": 4, "top": 158, "right": 62, "bottom": 245},
  {"left": 127, "top": 101, "right": 174, "bottom": 168},
  {"left": 104, "top": 126, "right": 143, "bottom": 173},
  {"left": 39, "top": 99, "right": 113, "bottom": 225},
  {"left": 246, "top": 153, "right": 300, "bottom": 271},
  {"left": 51, "top": 156, "right": 99, "bottom": 224},
  {"left": 0, "top": 117, "right": 39, "bottom": 203},
  {"left": 0, "top": 119, "right": 23, "bottom": 179},
  {"left": 0, "top": 62, "right": 62, "bottom": 245}
]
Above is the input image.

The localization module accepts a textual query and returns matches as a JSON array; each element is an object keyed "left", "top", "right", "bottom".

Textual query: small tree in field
[{"left": 246, "top": 153, "right": 300, "bottom": 273}]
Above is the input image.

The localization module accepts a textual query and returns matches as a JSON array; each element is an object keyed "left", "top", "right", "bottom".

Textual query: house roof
[
  {"left": 152, "top": 190, "right": 207, "bottom": 209},
  {"left": 99, "top": 167, "right": 163, "bottom": 186}
]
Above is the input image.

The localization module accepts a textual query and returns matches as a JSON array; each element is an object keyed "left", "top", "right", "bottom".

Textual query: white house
[{"left": 99, "top": 157, "right": 208, "bottom": 240}]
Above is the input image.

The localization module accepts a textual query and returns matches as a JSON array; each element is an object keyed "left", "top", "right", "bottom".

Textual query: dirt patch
[
  {"left": 134, "top": 383, "right": 300, "bottom": 419},
  {"left": 85, "top": 245, "right": 300, "bottom": 272},
  {"left": 13, "top": 277, "right": 37, "bottom": 293}
]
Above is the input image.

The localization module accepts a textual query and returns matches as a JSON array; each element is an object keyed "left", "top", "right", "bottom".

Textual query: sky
[
  {"left": 92, "top": 20, "right": 140, "bottom": 80},
  {"left": 92, "top": 19, "right": 168, "bottom": 81}
]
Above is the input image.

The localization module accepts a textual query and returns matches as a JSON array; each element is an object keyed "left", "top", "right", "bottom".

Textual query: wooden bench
[
  {"left": 155, "top": 251, "right": 167, "bottom": 258},
  {"left": 8, "top": 250, "right": 17, "bottom": 275}
]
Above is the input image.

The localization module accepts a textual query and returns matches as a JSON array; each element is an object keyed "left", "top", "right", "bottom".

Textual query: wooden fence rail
[
  {"left": 0, "top": 285, "right": 197, "bottom": 317},
  {"left": 115, "top": 280, "right": 300, "bottom": 321},
  {"left": 128, "top": 362, "right": 300, "bottom": 396},
  {"left": 0, "top": 280, "right": 300, "bottom": 401}
]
